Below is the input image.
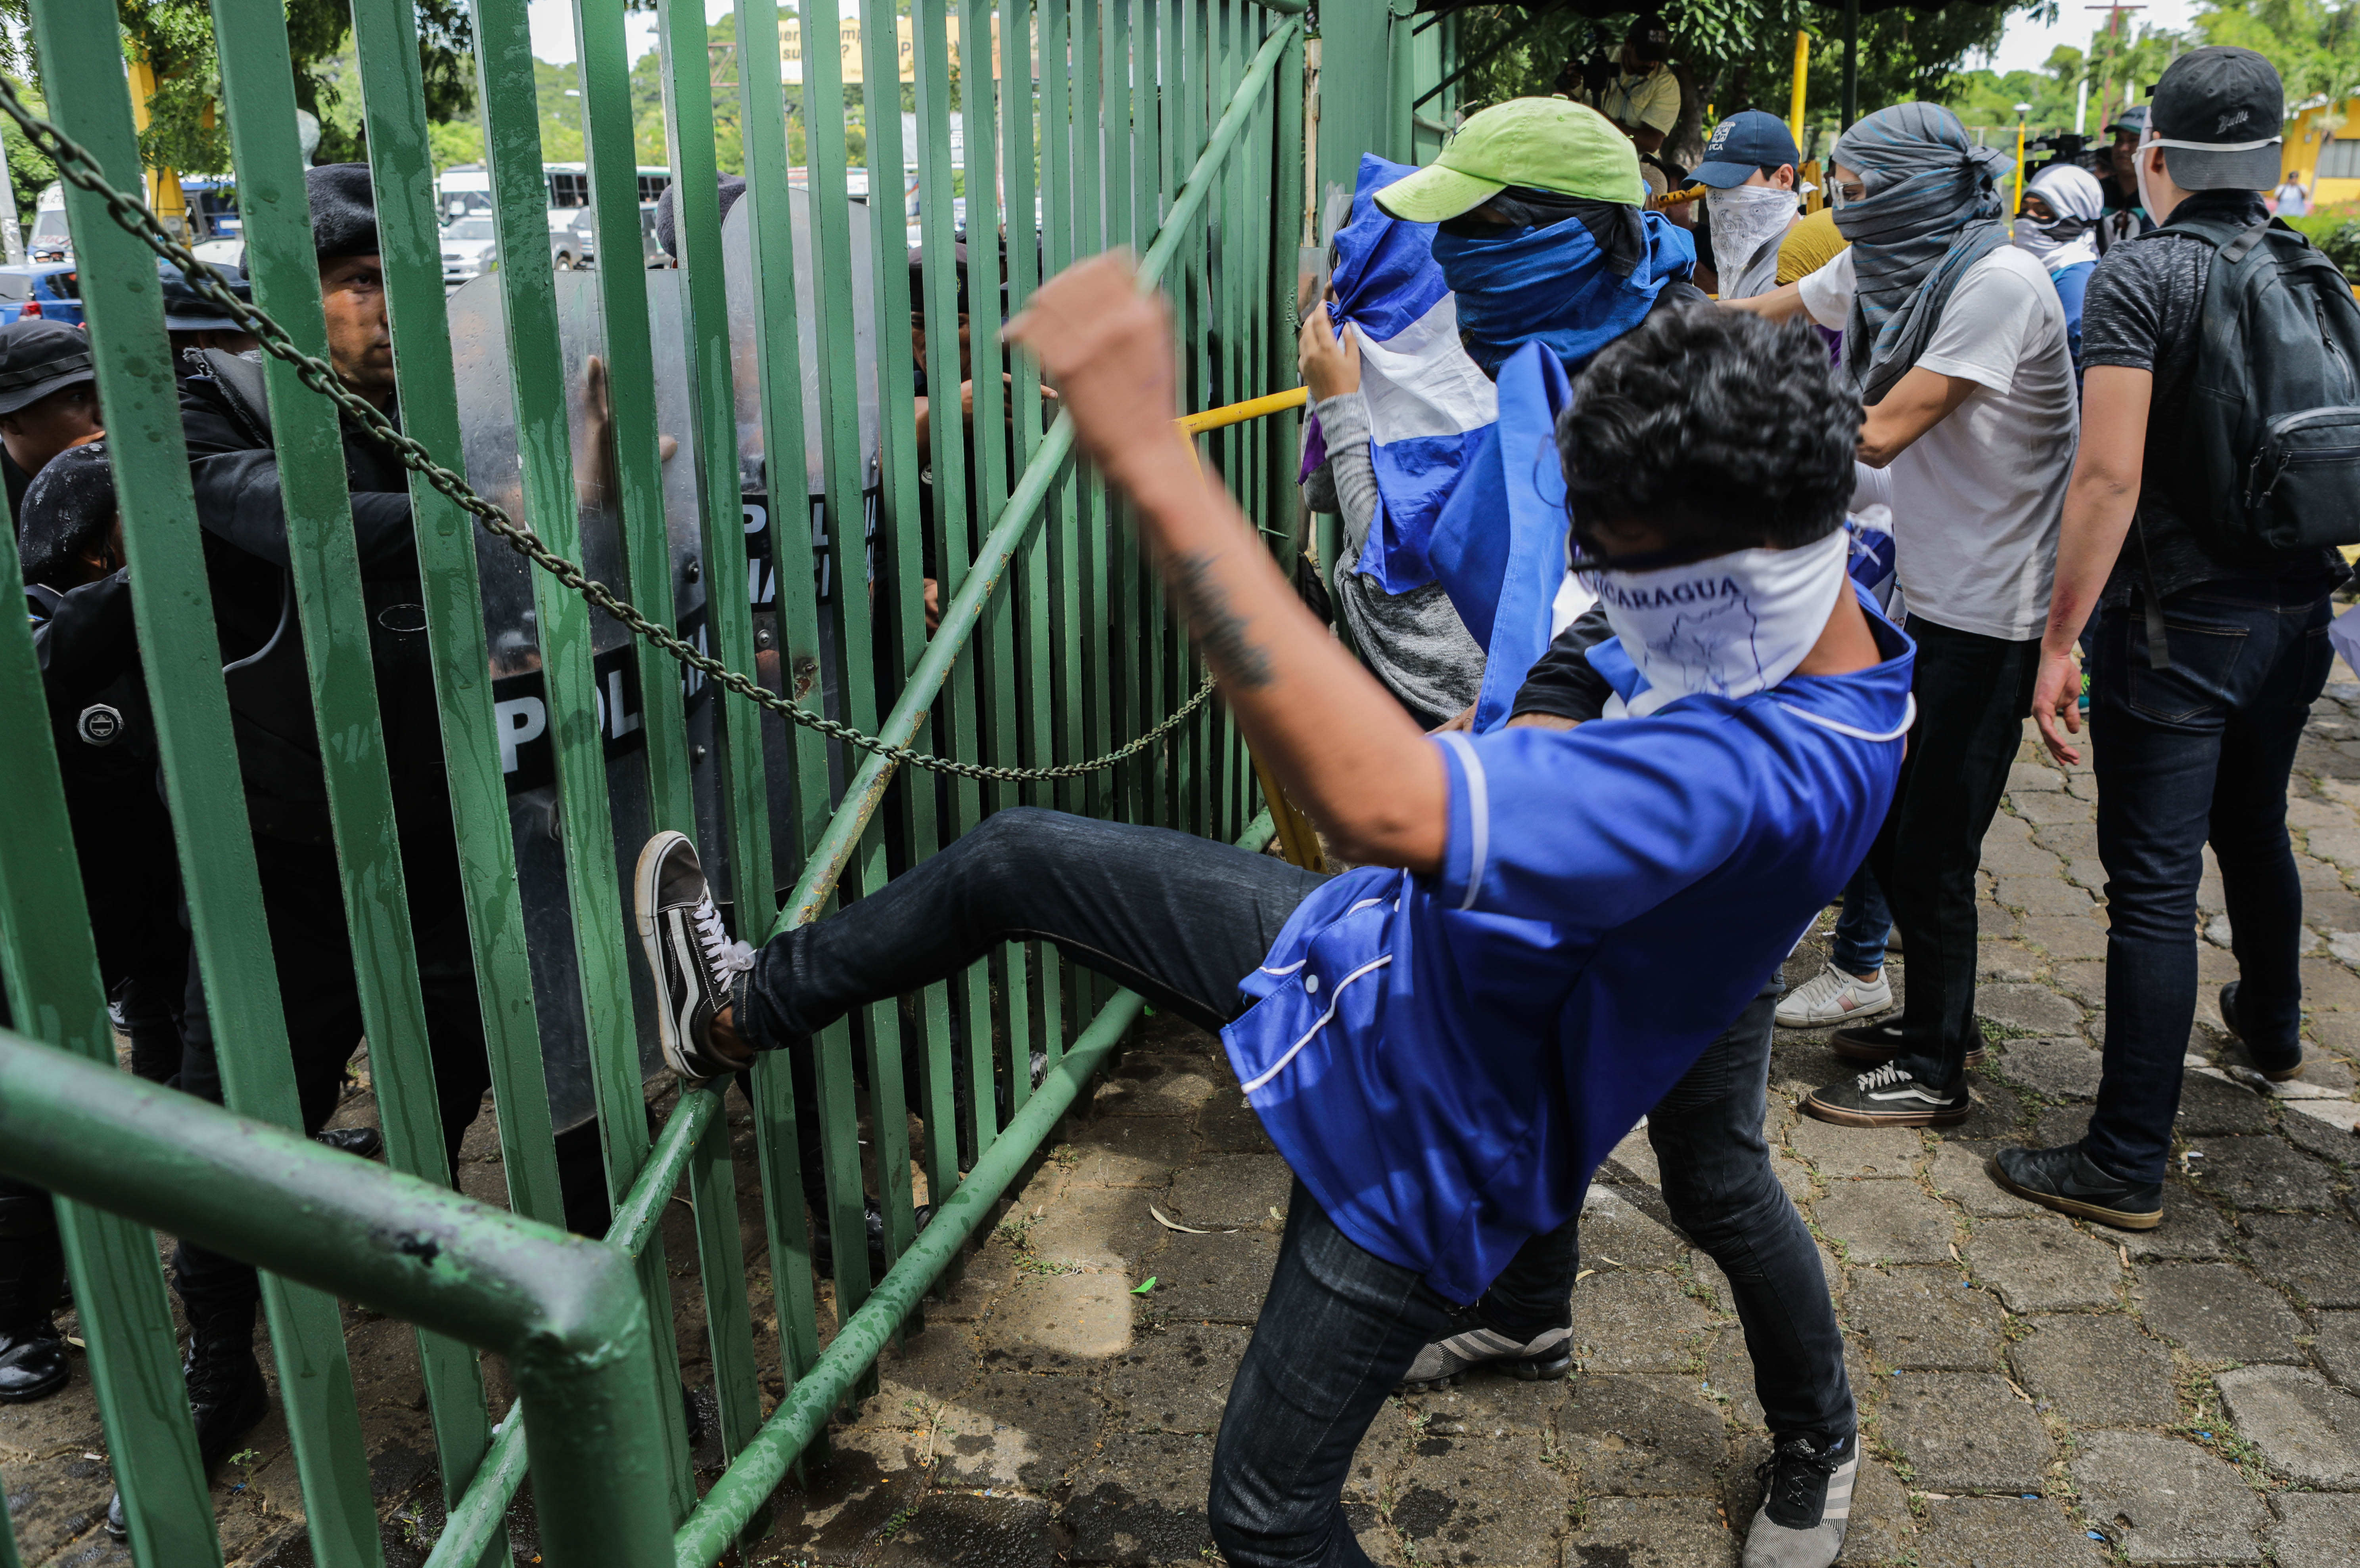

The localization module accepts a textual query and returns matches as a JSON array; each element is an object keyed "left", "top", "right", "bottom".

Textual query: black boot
[
  {"left": 809, "top": 1197, "right": 935, "bottom": 1280},
  {"left": 0, "top": 1232, "right": 69, "bottom": 1404},
  {"left": 105, "top": 1301, "right": 269, "bottom": 1539}
]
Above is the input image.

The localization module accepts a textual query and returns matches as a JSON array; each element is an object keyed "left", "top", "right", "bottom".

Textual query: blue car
[{"left": 0, "top": 263, "right": 83, "bottom": 326}]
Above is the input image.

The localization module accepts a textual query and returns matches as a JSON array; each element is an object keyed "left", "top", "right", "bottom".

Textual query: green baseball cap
[{"left": 1375, "top": 98, "right": 1643, "bottom": 222}]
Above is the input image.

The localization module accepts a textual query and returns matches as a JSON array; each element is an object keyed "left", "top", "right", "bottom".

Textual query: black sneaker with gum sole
[
  {"left": 1828, "top": 1019, "right": 1985, "bottom": 1071},
  {"left": 1989, "top": 1143, "right": 2162, "bottom": 1230},
  {"left": 1802, "top": 1063, "right": 1971, "bottom": 1127}
]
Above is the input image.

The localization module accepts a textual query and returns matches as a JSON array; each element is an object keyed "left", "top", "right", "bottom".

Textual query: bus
[{"left": 435, "top": 163, "right": 673, "bottom": 269}]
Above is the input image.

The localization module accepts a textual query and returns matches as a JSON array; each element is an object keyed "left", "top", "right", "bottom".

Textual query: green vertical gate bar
[
  {"left": 778, "top": 0, "right": 878, "bottom": 1304},
  {"left": 911, "top": 0, "right": 981, "bottom": 1207},
  {"left": 651, "top": 0, "right": 773, "bottom": 1473},
  {"left": 1038, "top": 0, "right": 1086, "bottom": 1066},
  {"left": 207, "top": 1, "right": 501, "bottom": 1541},
  {"left": 347, "top": 0, "right": 567, "bottom": 1240},
  {"left": 575, "top": 0, "right": 694, "bottom": 838},
  {"left": 467, "top": 0, "right": 699, "bottom": 1516},
  {"left": 729, "top": 0, "right": 826, "bottom": 1390},
  {"left": 27, "top": 5, "right": 385, "bottom": 1562},
  {"left": 0, "top": 520, "right": 217, "bottom": 1561},
  {"left": 854, "top": 0, "right": 926, "bottom": 1302}
]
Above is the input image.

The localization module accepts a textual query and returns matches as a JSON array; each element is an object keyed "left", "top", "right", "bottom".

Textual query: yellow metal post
[
  {"left": 124, "top": 56, "right": 190, "bottom": 239},
  {"left": 1789, "top": 30, "right": 1810, "bottom": 145},
  {"left": 2014, "top": 108, "right": 2030, "bottom": 220}
]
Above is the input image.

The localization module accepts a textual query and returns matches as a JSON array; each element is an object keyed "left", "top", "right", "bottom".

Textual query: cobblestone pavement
[{"left": 11, "top": 688, "right": 2360, "bottom": 1566}]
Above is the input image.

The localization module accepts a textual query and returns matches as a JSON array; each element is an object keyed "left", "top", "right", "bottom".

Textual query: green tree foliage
[
  {"left": 2189, "top": 0, "right": 2360, "bottom": 106},
  {"left": 1438, "top": 1, "right": 2041, "bottom": 164}
]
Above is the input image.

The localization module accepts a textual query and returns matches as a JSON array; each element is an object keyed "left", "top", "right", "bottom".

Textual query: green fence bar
[{"left": 0, "top": 1034, "right": 677, "bottom": 1568}]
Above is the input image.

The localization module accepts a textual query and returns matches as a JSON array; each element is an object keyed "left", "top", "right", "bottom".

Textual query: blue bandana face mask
[{"left": 1432, "top": 209, "right": 1693, "bottom": 379}]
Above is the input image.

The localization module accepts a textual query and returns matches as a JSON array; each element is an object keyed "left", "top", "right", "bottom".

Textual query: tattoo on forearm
[{"left": 1168, "top": 550, "right": 1276, "bottom": 690}]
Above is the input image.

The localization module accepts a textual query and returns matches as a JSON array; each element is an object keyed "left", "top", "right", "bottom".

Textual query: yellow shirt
[
  {"left": 1777, "top": 208, "right": 1848, "bottom": 286},
  {"left": 1591, "top": 65, "right": 1680, "bottom": 137}
]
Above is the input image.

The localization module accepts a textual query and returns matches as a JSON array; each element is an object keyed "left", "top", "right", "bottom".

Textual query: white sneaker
[{"left": 1776, "top": 964, "right": 1893, "bottom": 1029}]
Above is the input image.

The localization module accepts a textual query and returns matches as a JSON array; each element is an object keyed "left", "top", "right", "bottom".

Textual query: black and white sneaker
[
  {"left": 1743, "top": 1432, "right": 1856, "bottom": 1568},
  {"left": 633, "top": 831, "right": 758, "bottom": 1082},
  {"left": 1802, "top": 1062, "right": 1970, "bottom": 1127},
  {"left": 1398, "top": 1308, "right": 1572, "bottom": 1392}
]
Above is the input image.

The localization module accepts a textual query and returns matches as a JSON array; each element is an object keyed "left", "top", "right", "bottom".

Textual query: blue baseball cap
[{"left": 1691, "top": 111, "right": 1802, "bottom": 189}]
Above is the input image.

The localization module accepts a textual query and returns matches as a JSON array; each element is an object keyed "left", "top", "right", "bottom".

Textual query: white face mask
[
  {"left": 2134, "top": 130, "right": 2163, "bottom": 221},
  {"left": 1705, "top": 182, "right": 1799, "bottom": 299},
  {"left": 1587, "top": 528, "right": 1851, "bottom": 718}
]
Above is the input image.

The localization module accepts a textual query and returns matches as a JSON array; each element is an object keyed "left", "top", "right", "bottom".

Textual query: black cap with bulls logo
[{"left": 2147, "top": 46, "right": 2283, "bottom": 193}]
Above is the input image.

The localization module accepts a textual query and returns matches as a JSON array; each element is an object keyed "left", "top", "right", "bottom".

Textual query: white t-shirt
[{"left": 1798, "top": 245, "right": 2075, "bottom": 641}]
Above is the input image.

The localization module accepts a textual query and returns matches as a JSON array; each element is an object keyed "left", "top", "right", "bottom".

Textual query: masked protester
[
  {"left": 1730, "top": 102, "right": 2078, "bottom": 1132},
  {"left": 1691, "top": 110, "right": 1806, "bottom": 301},
  {"left": 2095, "top": 105, "right": 2155, "bottom": 253},
  {"left": 2014, "top": 162, "right": 2103, "bottom": 376}
]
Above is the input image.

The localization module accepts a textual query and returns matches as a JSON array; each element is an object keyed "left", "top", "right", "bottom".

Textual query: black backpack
[{"left": 2157, "top": 213, "right": 2360, "bottom": 553}]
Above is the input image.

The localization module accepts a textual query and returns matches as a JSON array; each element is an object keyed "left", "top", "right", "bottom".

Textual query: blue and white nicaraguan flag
[{"left": 1307, "top": 153, "right": 1499, "bottom": 595}]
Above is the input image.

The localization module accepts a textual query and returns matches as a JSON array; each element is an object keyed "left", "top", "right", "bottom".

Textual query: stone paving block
[
  {"left": 2030, "top": 1102, "right": 2094, "bottom": 1148},
  {"left": 1564, "top": 1497, "right": 1736, "bottom": 1568},
  {"left": 1965, "top": 1215, "right": 2123, "bottom": 1312},
  {"left": 1834, "top": 1455, "right": 1917, "bottom": 1567},
  {"left": 2315, "top": 1310, "right": 2360, "bottom": 1391},
  {"left": 1929, "top": 1141, "right": 2038, "bottom": 1216},
  {"left": 1062, "top": 1431, "right": 1216, "bottom": 1564},
  {"left": 1196, "top": 1091, "right": 1271, "bottom": 1153},
  {"left": 1105, "top": 1323, "right": 1250, "bottom": 1435},
  {"left": 1994, "top": 876, "right": 2095, "bottom": 916},
  {"left": 1573, "top": 1270, "right": 1719, "bottom": 1374},
  {"left": 2215, "top": 1365, "right": 2360, "bottom": 1487},
  {"left": 2030, "top": 820, "right": 2100, "bottom": 860},
  {"left": 1955, "top": 1082, "right": 2029, "bottom": 1140},
  {"left": 2242, "top": 1213, "right": 2360, "bottom": 1307},
  {"left": 2302, "top": 954, "right": 2360, "bottom": 1010},
  {"left": 1063, "top": 1117, "right": 1198, "bottom": 1187},
  {"left": 2051, "top": 960, "right": 2107, "bottom": 1006},
  {"left": 1157, "top": 1152, "right": 1291, "bottom": 1230},
  {"left": 1026, "top": 1188, "right": 1166, "bottom": 1271},
  {"left": 1382, "top": 1429, "right": 1569, "bottom": 1567},
  {"left": 1912, "top": 1497, "right": 2107, "bottom": 1568},
  {"left": 2174, "top": 1071, "right": 2276, "bottom": 1136},
  {"left": 1404, "top": 1374, "right": 1571, "bottom": 1442},
  {"left": 1787, "top": 1118, "right": 1923, "bottom": 1179},
  {"left": 2128, "top": 1188, "right": 2238, "bottom": 1261},
  {"left": 1607, "top": 1123, "right": 1662, "bottom": 1187},
  {"left": 1584, "top": 1183, "right": 1694, "bottom": 1270},
  {"left": 1847, "top": 1267, "right": 2006, "bottom": 1369},
  {"left": 1702, "top": 1325, "right": 1767, "bottom": 1430},
  {"left": 1145, "top": 1230, "right": 1277, "bottom": 1325},
  {"left": 2008, "top": 1313, "right": 2180, "bottom": 1427},
  {"left": 1980, "top": 901, "right": 2025, "bottom": 941},
  {"left": 2134, "top": 1262, "right": 2306, "bottom": 1365},
  {"left": 2008, "top": 762, "right": 2067, "bottom": 794},
  {"left": 980, "top": 1272, "right": 1135, "bottom": 1372},
  {"left": 2268, "top": 1491, "right": 2360, "bottom": 1568},
  {"left": 875, "top": 1321, "right": 983, "bottom": 1412},
  {"left": 761, "top": 1424, "right": 942, "bottom": 1564},
  {"left": 1557, "top": 1374, "right": 1725, "bottom": 1495},
  {"left": 1977, "top": 983, "right": 2088, "bottom": 1037},
  {"left": 2187, "top": 1136, "right": 2343, "bottom": 1211},
  {"left": 2281, "top": 1099, "right": 2360, "bottom": 1162},
  {"left": 1816, "top": 1181, "right": 1960, "bottom": 1265},
  {"left": 1773, "top": 1146, "right": 1817, "bottom": 1202},
  {"left": 2021, "top": 914, "right": 2110, "bottom": 962},
  {"left": 879, "top": 1492, "right": 1056, "bottom": 1568},
  {"left": 2068, "top": 1431, "right": 2268, "bottom": 1564},
  {"left": 1882, "top": 1372, "right": 2053, "bottom": 1492},
  {"left": 2012, "top": 791, "right": 2095, "bottom": 826},
  {"left": 1983, "top": 832, "right": 2064, "bottom": 877},
  {"left": 930, "top": 1371, "right": 1105, "bottom": 1489},
  {"left": 1981, "top": 940, "right": 2044, "bottom": 982},
  {"left": 1992, "top": 1037, "right": 2106, "bottom": 1100}
]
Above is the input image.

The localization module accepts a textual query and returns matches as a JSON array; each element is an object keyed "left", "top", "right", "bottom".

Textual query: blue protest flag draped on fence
[
  {"left": 1427, "top": 341, "right": 1576, "bottom": 734},
  {"left": 1311, "top": 153, "right": 1498, "bottom": 594}
]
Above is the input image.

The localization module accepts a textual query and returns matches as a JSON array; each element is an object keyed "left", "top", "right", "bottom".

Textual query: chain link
[{"left": 0, "top": 78, "right": 1215, "bottom": 783}]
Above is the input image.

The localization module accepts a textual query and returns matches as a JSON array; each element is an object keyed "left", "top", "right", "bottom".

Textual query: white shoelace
[
  {"left": 1855, "top": 1062, "right": 1913, "bottom": 1091},
  {"left": 692, "top": 896, "right": 757, "bottom": 989}
]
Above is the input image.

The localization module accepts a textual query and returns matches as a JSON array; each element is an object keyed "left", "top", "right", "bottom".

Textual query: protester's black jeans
[
  {"left": 735, "top": 808, "right": 1854, "bottom": 1566},
  {"left": 1872, "top": 617, "right": 2042, "bottom": 1087},
  {"left": 2082, "top": 577, "right": 2334, "bottom": 1187}
]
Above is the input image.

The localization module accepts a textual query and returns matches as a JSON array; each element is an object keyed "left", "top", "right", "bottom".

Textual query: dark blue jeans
[
  {"left": 736, "top": 809, "right": 1851, "bottom": 1568},
  {"left": 1830, "top": 865, "right": 1892, "bottom": 976},
  {"left": 2083, "top": 576, "right": 2335, "bottom": 1186}
]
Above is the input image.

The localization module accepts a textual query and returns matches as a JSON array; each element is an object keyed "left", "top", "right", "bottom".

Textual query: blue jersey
[{"left": 1222, "top": 604, "right": 1913, "bottom": 1304}]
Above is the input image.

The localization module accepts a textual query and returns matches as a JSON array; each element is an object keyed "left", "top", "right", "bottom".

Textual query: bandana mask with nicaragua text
[{"left": 1585, "top": 527, "right": 1849, "bottom": 719}]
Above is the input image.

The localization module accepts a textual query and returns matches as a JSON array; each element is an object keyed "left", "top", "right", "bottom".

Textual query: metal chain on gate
[{"left": 0, "top": 79, "right": 1216, "bottom": 783}]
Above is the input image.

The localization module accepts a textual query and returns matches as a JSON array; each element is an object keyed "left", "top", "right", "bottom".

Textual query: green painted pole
[{"left": 0, "top": 1035, "right": 677, "bottom": 1568}]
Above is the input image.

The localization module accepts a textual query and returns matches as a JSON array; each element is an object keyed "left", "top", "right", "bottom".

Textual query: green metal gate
[{"left": 0, "top": 0, "right": 1306, "bottom": 1559}]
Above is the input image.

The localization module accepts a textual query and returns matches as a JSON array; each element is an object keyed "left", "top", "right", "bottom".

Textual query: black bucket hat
[{"left": 0, "top": 318, "right": 96, "bottom": 416}]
